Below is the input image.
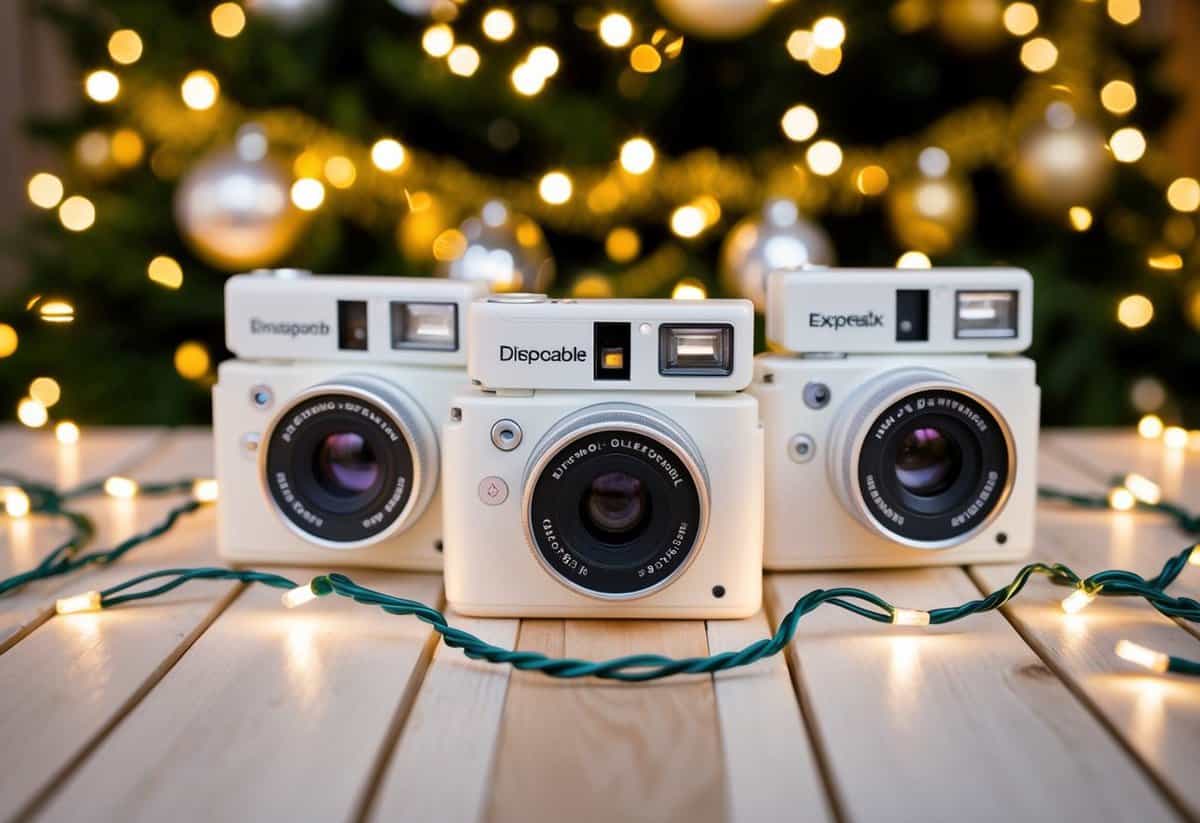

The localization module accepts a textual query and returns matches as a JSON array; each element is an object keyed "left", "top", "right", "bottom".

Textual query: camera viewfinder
[
  {"left": 659, "top": 324, "right": 733, "bottom": 376},
  {"left": 593, "top": 322, "right": 631, "bottom": 380},
  {"left": 895, "top": 290, "right": 929, "bottom": 342},
  {"left": 391, "top": 302, "right": 458, "bottom": 351},
  {"left": 338, "top": 300, "right": 368, "bottom": 350},
  {"left": 956, "top": 291, "right": 1019, "bottom": 339}
]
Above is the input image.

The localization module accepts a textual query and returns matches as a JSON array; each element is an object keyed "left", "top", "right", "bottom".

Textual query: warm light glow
[
  {"left": 630, "top": 44, "right": 662, "bottom": 73},
  {"left": 448, "top": 45, "right": 481, "bottom": 76},
  {"left": 56, "top": 421, "right": 80, "bottom": 445},
  {"left": 811, "top": 16, "right": 846, "bottom": 48},
  {"left": 511, "top": 62, "right": 546, "bottom": 95},
  {"left": 17, "top": 398, "right": 47, "bottom": 428},
  {"left": 1100, "top": 80, "right": 1136, "bottom": 115},
  {"left": 1166, "top": 177, "right": 1200, "bottom": 212},
  {"left": 282, "top": 583, "right": 318, "bottom": 608},
  {"left": 1061, "top": 588, "right": 1096, "bottom": 614},
  {"left": 4, "top": 488, "right": 31, "bottom": 518},
  {"left": 291, "top": 178, "right": 326, "bottom": 211},
  {"left": 1137, "top": 414, "right": 1164, "bottom": 439},
  {"left": 855, "top": 165, "right": 889, "bottom": 196},
  {"left": 107, "top": 30, "right": 143, "bottom": 64},
  {"left": 211, "top": 3, "right": 247, "bottom": 38},
  {"left": 482, "top": 9, "right": 516, "bottom": 41},
  {"left": 1117, "top": 294, "right": 1153, "bottom": 329},
  {"left": 174, "top": 341, "right": 211, "bottom": 380},
  {"left": 192, "top": 478, "right": 220, "bottom": 503},
  {"left": 27, "top": 173, "right": 64, "bottom": 209},
  {"left": 422, "top": 24, "right": 454, "bottom": 57},
  {"left": 891, "top": 608, "right": 931, "bottom": 627},
  {"left": 605, "top": 226, "right": 640, "bottom": 262},
  {"left": 1068, "top": 206, "right": 1093, "bottom": 231},
  {"left": 619, "top": 138, "right": 656, "bottom": 174},
  {"left": 599, "top": 13, "right": 633, "bottom": 47},
  {"left": 805, "top": 140, "right": 843, "bottom": 176},
  {"left": 371, "top": 139, "right": 407, "bottom": 172},
  {"left": 1108, "top": 487, "right": 1136, "bottom": 511},
  {"left": 781, "top": 104, "right": 819, "bottom": 142},
  {"left": 104, "top": 476, "right": 140, "bottom": 498},
  {"left": 670, "top": 205, "right": 706, "bottom": 238},
  {"left": 148, "top": 255, "right": 184, "bottom": 289},
  {"left": 1148, "top": 252, "right": 1182, "bottom": 271},
  {"left": 671, "top": 279, "right": 707, "bottom": 300},
  {"left": 39, "top": 300, "right": 75, "bottom": 323},
  {"left": 1115, "top": 640, "right": 1168, "bottom": 673},
  {"left": 896, "top": 251, "right": 932, "bottom": 269},
  {"left": 1163, "top": 426, "right": 1188, "bottom": 450},
  {"left": 1190, "top": 546, "right": 1200, "bottom": 566},
  {"left": 1123, "top": 473, "right": 1161, "bottom": 505},
  {"left": 111, "top": 129, "right": 144, "bottom": 167},
  {"left": 0, "top": 324, "right": 15, "bottom": 358},
  {"left": 1109, "top": 127, "right": 1146, "bottom": 163},
  {"left": 59, "top": 195, "right": 95, "bottom": 232},
  {"left": 807, "top": 47, "right": 842, "bottom": 75},
  {"left": 29, "top": 377, "right": 61, "bottom": 407},
  {"left": 323, "top": 155, "right": 356, "bottom": 189},
  {"left": 181, "top": 70, "right": 220, "bottom": 110},
  {"left": 527, "top": 45, "right": 560, "bottom": 77},
  {"left": 538, "top": 171, "right": 573, "bottom": 204},
  {"left": 786, "top": 29, "right": 814, "bottom": 61},
  {"left": 1020, "top": 38, "right": 1058, "bottom": 73},
  {"left": 1107, "top": 0, "right": 1141, "bottom": 26},
  {"left": 1003, "top": 2, "right": 1038, "bottom": 35},
  {"left": 56, "top": 591, "right": 102, "bottom": 615},
  {"left": 85, "top": 70, "right": 120, "bottom": 103}
]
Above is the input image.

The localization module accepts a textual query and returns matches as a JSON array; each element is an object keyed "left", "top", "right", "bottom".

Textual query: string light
[
  {"left": 891, "top": 608, "right": 931, "bottom": 626},
  {"left": 447, "top": 45, "right": 481, "bottom": 77},
  {"left": 786, "top": 30, "right": 815, "bottom": 61},
  {"left": 107, "top": 30, "right": 143, "bottom": 65},
  {"left": 84, "top": 70, "right": 120, "bottom": 103},
  {"left": 481, "top": 9, "right": 515, "bottom": 42},
  {"left": 897, "top": 251, "right": 932, "bottom": 268},
  {"left": 1108, "top": 487, "right": 1136, "bottom": 511},
  {"left": 527, "top": 46, "right": 560, "bottom": 77},
  {"left": 1109, "top": 127, "right": 1146, "bottom": 163},
  {"left": 192, "top": 479, "right": 220, "bottom": 503},
  {"left": 55, "top": 591, "right": 102, "bottom": 615},
  {"left": 1137, "top": 414, "right": 1164, "bottom": 439},
  {"left": 3, "top": 488, "right": 31, "bottom": 518},
  {"left": 111, "top": 129, "right": 145, "bottom": 167},
  {"left": 0, "top": 325, "right": 18, "bottom": 358},
  {"left": 290, "top": 178, "right": 325, "bottom": 210},
  {"left": 1147, "top": 252, "right": 1182, "bottom": 272},
  {"left": 781, "top": 105, "right": 819, "bottom": 142},
  {"left": 422, "top": 24, "right": 454, "bottom": 58},
  {"left": 211, "top": 3, "right": 246, "bottom": 38},
  {"left": 1115, "top": 640, "right": 1169, "bottom": 673},
  {"left": 181, "top": 70, "right": 220, "bottom": 110},
  {"left": 282, "top": 581, "right": 319, "bottom": 608},
  {"left": 148, "top": 256, "right": 184, "bottom": 289},
  {"left": 671, "top": 279, "right": 707, "bottom": 300},
  {"left": 58, "top": 196, "right": 95, "bottom": 232},
  {"left": 538, "top": 171, "right": 573, "bottom": 205},
  {"left": 1100, "top": 80, "right": 1136, "bottom": 115},
  {"left": 605, "top": 227, "right": 640, "bottom": 263},
  {"left": 1107, "top": 0, "right": 1141, "bottom": 26},
  {"left": 805, "top": 140, "right": 843, "bottom": 176},
  {"left": 323, "top": 155, "right": 356, "bottom": 189},
  {"left": 811, "top": 16, "right": 846, "bottom": 49},
  {"left": 1061, "top": 587, "right": 1096, "bottom": 614},
  {"left": 619, "top": 138, "right": 656, "bottom": 174},
  {"left": 16, "top": 399, "right": 47, "bottom": 428},
  {"left": 630, "top": 44, "right": 662, "bottom": 73},
  {"left": 1117, "top": 294, "right": 1153, "bottom": 329},
  {"left": 39, "top": 300, "right": 75, "bottom": 324},
  {"left": 1163, "top": 426, "right": 1188, "bottom": 450},
  {"left": 1002, "top": 3, "right": 1038, "bottom": 36},
  {"left": 370, "top": 139, "right": 406, "bottom": 172},
  {"left": 855, "top": 165, "right": 889, "bottom": 196},
  {"left": 1068, "top": 206, "right": 1093, "bottom": 231},
  {"left": 807, "top": 47, "right": 842, "bottom": 75},
  {"left": 670, "top": 204, "right": 706, "bottom": 238},
  {"left": 511, "top": 62, "right": 546, "bottom": 95},
  {"left": 55, "top": 421, "right": 80, "bottom": 445},
  {"left": 174, "top": 342, "right": 211, "bottom": 380},
  {"left": 1166, "top": 177, "right": 1200, "bottom": 213},
  {"left": 104, "top": 476, "right": 140, "bottom": 498},
  {"left": 1122, "top": 474, "right": 1161, "bottom": 505},
  {"left": 598, "top": 13, "right": 633, "bottom": 48},
  {"left": 1019, "top": 38, "right": 1057, "bottom": 73},
  {"left": 29, "top": 377, "right": 61, "bottom": 407},
  {"left": 27, "top": 173, "right": 64, "bottom": 209}
]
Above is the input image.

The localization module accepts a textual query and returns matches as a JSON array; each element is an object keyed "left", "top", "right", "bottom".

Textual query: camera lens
[
  {"left": 582, "top": 471, "right": 650, "bottom": 539},
  {"left": 261, "top": 375, "right": 438, "bottom": 548},
  {"left": 523, "top": 404, "right": 709, "bottom": 599},
  {"left": 314, "top": 432, "right": 380, "bottom": 497},
  {"left": 894, "top": 426, "right": 961, "bottom": 497}
]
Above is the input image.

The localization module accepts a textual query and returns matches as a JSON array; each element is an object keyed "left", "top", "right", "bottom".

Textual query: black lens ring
[
  {"left": 264, "top": 392, "right": 416, "bottom": 544},
  {"left": 856, "top": 388, "right": 1011, "bottom": 544},
  {"left": 527, "top": 428, "right": 703, "bottom": 598}
]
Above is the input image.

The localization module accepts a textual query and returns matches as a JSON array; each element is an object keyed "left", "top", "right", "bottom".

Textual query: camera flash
[
  {"left": 955, "top": 291, "right": 1018, "bottom": 339},
  {"left": 660, "top": 324, "right": 733, "bottom": 376},
  {"left": 391, "top": 302, "right": 457, "bottom": 351}
]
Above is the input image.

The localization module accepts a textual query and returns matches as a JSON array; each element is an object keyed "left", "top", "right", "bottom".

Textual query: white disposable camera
[
  {"left": 213, "top": 269, "right": 487, "bottom": 570},
  {"left": 443, "top": 295, "right": 764, "bottom": 618},
  {"left": 751, "top": 268, "right": 1040, "bottom": 569}
]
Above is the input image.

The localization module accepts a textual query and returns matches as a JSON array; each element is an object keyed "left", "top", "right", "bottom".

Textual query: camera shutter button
[{"left": 478, "top": 476, "right": 509, "bottom": 506}]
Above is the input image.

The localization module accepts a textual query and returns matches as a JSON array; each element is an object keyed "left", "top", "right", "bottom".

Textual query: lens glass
[
  {"left": 314, "top": 432, "right": 380, "bottom": 497},
  {"left": 894, "top": 426, "right": 962, "bottom": 497},
  {"left": 582, "top": 470, "right": 650, "bottom": 540}
]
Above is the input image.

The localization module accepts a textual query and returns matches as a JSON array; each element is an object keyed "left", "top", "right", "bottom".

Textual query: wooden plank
[
  {"left": 487, "top": 619, "right": 726, "bottom": 823},
  {"left": 707, "top": 611, "right": 833, "bottom": 823},
  {"left": 33, "top": 571, "right": 443, "bottom": 822},
  {"left": 368, "top": 613, "right": 520, "bottom": 823},
  {"left": 1042, "top": 428, "right": 1200, "bottom": 510},
  {"left": 767, "top": 568, "right": 1180, "bottom": 823}
]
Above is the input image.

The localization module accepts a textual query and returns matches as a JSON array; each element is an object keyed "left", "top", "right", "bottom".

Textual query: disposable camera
[
  {"left": 443, "top": 295, "right": 763, "bottom": 618},
  {"left": 751, "top": 268, "right": 1039, "bottom": 569},
  {"left": 213, "top": 269, "right": 487, "bottom": 570}
]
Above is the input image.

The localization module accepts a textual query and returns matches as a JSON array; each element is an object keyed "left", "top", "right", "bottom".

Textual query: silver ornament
[
  {"left": 245, "top": 0, "right": 333, "bottom": 27},
  {"left": 438, "top": 201, "right": 555, "bottom": 293},
  {"left": 720, "top": 199, "right": 835, "bottom": 311},
  {"left": 173, "top": 125, "right": 305, "bottom": 271},
  {"left": 1010, "top": 103, "right": 1113, "bottom": 214}
]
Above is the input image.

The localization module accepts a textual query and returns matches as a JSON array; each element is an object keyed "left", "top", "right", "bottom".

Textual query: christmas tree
[{"left": 2, "top": 0, "right": 1198, "bottom": 430}]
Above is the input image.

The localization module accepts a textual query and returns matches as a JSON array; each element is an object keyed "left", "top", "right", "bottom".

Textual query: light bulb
[
  {"left": 56, "top": 591, "right": 102, "bottom": 615},
  {"left": 1115, "top": 640, "right": 1168, "bottom": 673},
  {"left": 104, "top": 476, "right": 139, "bottom": 499},
  {"left": 192, "top": 479, "right": 220, "bottom": 503},
  {"left": 1122, "top": 474, "right": 1161, "bottom": 505},
  {"left": 282, "top": 582, "right": 319, "bottom": 608},
  {"left": 4, "top": 488, "right": 31, "bottom": 518},
  {"left": 891, "top": 608, "right": 931, "bottom": 626},
  {"left": 1107, "top": 487, "right": 1136, "bottom": 512},
  {"left": 1061, "top": 588, "right": 1096, "bottom": 615}
]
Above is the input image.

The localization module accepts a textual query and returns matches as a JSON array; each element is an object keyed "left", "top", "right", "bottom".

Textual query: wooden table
[{"left": 1, "top": 427, "right": 1197, "bottom": 823}]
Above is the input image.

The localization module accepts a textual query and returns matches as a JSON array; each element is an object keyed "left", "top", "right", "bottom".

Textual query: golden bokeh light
[
  {"left": 111, "top": 129, "right": 145, "bottom": 167},
  {"left": 29, "top": 377, "right": 61, "bottom": 407},
  {"left": 371, "top": 139, "right": 406, "bottom": 171},
  {"left": 84, "top": 70, "right": 120, "bottom": 103},
  {"left": 1100, "top": 80, "right": 1136, "bottom": 115},
  {"left": 619, "top": 137, "right": 656, "bottom": 174},
  {"left": 0, "top": 324, "right": 17, "bottom": 358},
  {"left": 422, "top": 24, "right": 454, "bottom": 57},
  {"left": 181, "top": 70, "right": 220, "bottom": 110},
  {"left": 672, "top": 279, "right": 707, "bottom": 300},
  {"left": 17, "top": 398, "right": 48, "bottom": 429},
  {"left": 528, "top": 46, "right": 560, "bottom": 77},
  {"left": 896, "top": 251, "right": 932, "bottom": 268},
  {"left": 39, "top": 301, "right": 75, "bottom": 323},
  {"left": 1107, "top": 0, "right": 1140, "bottom": 25},
  {"left": 1116, "top": 294, "right": 1153, "bottom": 329},
  {"left": 58, "top": 196, "right": 95, "bottom": 232},
  {"left": 538, "top": 171, "right": 573, "bottom": 204},
  {"left": 1068, "top": 206, "right": 1093, "bottom": 231},
  {"left": 670, "top": 204, "right": 706, "bottom": 238},
  {"left": 630, "top": 44, "right": 662, "bottom": 73},
  {"left": 1109, "top": 127, "right": 1146, "bottom": 163},
  {"left": 174, "top": 342, "right": 211, "bottom": 380},
  {"left": 448, "top": 44, "right": 481, "bottom": 76},
  {"left": 811, "top": 16, "right": 846, "bottom": 48},
  {"left": 1019, "top": 38, "right": 1057, "bottom": 73},
  {"left": 808, "top": 47, "right": 842, "bottom": 75},
  {"left": 1147, "top": 252, "right": 1182, "bottom": 271},
  {"left": 511, "top": 63, "right": 546, "bottom": 95},
  {"left": 1165, "top": 177, "right": 1200, "bottom": 212},
  {"left": 212, "top": 3, "right": 247, "bottom": 38},
  {"left": 781, "top": 104, "right": 819, "bottom": 142},
  {"left": 56, "top": 421, "right": 80, "bottom": 445},
  {"left": 324, "top": 155, "right": 357, "bottom": 189},
  {"left": 482, "top": 9, "right": 516, "bottom": 41},
  {"left": 1002, "top": 2, "right": 1038, "bottom": 35},
  {"left": 290, "top": 178, "right": 326, "bottom": 211},
  {"left": 786, "top": 29, "right": 815, "bottom": 61},
  {"left": 148, "top": 255, "right": 184, "bottom": 289},
  {"left": 27, "top": 173, "right": 64, "bottom": 209},
  {"left": 605, "top": 226, "right": 641, "bottom": 262},
  {"left": 1137, "top": 414, "right": 1163, "bottom": 439},
  {"left": 855, "top": 165, "right": 889, "bottom": 196},
  {"left": 599, "top": 13, "right": 634, "bottom": 47},
  {"left": 107, "top": 29, "right": 143, "bottom": 65},
  {"left": 805, "top": 140, "right": 843, "bottom": 176}
]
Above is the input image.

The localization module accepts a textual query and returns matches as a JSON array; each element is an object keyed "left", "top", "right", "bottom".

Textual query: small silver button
[
  {"left": 478, "top": 476, "right": 509, "bottom": 506},
  {"left": 788, "top": 434, "right": 816, "bottom": 463},
  {"left": 486, "top": 293, "right": 547, "bottom": 303},
  {"left": 251, "top": 268, "right": 312, "bottom": 279},
  {"left": 490, "top": 419, "right": 523, "bottom": 451}
]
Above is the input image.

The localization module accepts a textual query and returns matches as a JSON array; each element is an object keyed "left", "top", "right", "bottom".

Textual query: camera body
[
  {"left": 213, "top": 270, "right": 487, "bottom": 570},
  {"left": 751, "top": 268, "right": 1039, "bottom": 569},
  {"left": 443, "top": 295, "right": 763, "bottom": 618}
]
